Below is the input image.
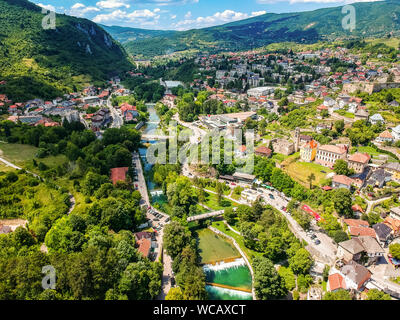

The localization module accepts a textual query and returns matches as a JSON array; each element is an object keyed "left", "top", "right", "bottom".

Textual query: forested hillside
[
  {"left": 121, "top": 0, "right": 400, "bottom": 58},
  {"left": 0, "top": 0, "right": 132, "bottom": 101}
]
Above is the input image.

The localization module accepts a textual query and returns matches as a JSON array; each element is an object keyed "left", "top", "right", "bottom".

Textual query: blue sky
[{"left": 34, "top": 0, "right": 382, "bottom": 30}]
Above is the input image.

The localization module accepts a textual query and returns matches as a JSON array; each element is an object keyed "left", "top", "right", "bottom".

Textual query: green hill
[
  {"left": 122, "top": 0, "right": 400, "bottom": 58},
  {"left": 101, "top": 25, "right": 177, "bottom": 44},
  {"left": 0, "top": 0, "right": 133, "bottom": 101}
]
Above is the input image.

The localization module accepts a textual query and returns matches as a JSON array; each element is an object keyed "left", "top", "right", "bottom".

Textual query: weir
[{"left": 206, "top": 283, "right": 252, "bottom": 293}]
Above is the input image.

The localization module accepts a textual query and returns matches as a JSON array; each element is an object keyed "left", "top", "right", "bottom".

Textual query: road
[
  {"left": 132, "top": 151, "right": 174, "bottom": 299},
  {"left": 173, "top": 114, "right": 207, "bottom": 145},
  {"left": 107, "top": 96, "right": 124, "bottom": 129},
  {"left": 360, "top": 194, "right": 393, "bottom": 214}
]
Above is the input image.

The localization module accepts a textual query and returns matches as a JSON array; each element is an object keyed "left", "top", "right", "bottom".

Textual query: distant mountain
[
  {"left": 0, "top": 0, "right": 133, "bottom": 101},
  {"left": 118, "top": 0, "right": 400, "bottom": 58},
  {"left": 101, "top": 25, "right": 177, "bottom": 44}
]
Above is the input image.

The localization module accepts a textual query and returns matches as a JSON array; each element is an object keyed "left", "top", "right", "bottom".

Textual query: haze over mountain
[
  {"left": 104, "top": 0, "right": 400, "bottom": 58},
  {"left": 0, "top": 0, "right": 132, "bottom": 101}
]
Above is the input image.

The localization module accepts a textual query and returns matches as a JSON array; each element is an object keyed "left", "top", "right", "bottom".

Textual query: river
[{"left": 140, "top": 106, "right": 253, "bottom": 300}]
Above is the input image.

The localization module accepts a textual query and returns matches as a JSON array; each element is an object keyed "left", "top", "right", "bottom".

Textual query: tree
[
  {"left": 253, "top": 256, "right": 287, "bottom": 300},
  {"left": 323, "top": 289, "right": 352, "bottom": 300},
  {"left": 333, "top": 159, "right": 350, "bottom": 176},
  {"left": 333, "top": 230, "right": 349, "bottom": 243},
  {"left": 307, "top": 173, "right": 316, "bottom": 189},
  {"left": 389, "top": 243, "right": 400, "bottom": 260},
  {"left": 334, "top": 120, "right": 345, "bottom": 134},
  {"left": 332, "top": 188, "right": 353, "bottom": 218},
  {"left": 163, "top": 222, "right": 192, "bottom": 259},
  {"left": 367, "top": 289, "right": 391, "bottom": 300},
  {"left": 288, "top": 248, "right": 313, "bottom": 275},
  {"left": 166, "top": 287, "right": 184, "bottom": 300},
  {"left": 223, "top": 208, "right": 237, "bottom": 225}
]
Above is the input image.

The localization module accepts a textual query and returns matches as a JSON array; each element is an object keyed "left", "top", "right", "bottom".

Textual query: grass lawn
[
  {"left": 285, "top": 161, "right": 332, "bottom": 188},
  {"left": 203, "top": 192, "right": 239, "bottom": 211},
  {"left": 211, "top": 221, "right": 263, "bottom": 263},
  {"left": 0, "top": 162, "right": 15, "bottom": 172},
  {"left": 352, "top": 146, "right": 398, "bottom": 162},
  {"left": 271, "top": 153, "right": 289, "bottom": 163},
  {"left": 195, "top": 228, "right": 241, "bottom": 265},
  {"left": 0, "top": 143, "right": 68, "bottom": 170},
  {"left": 205, "top": 186, "right": 231, "bottom": 196}
]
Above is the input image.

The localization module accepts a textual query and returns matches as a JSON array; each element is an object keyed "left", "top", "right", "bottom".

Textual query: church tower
[{"left": 295, "top": 127, "right": 300, "bottom": 152}]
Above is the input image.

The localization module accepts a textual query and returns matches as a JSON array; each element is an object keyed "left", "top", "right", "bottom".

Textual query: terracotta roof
[
  {"left": 348, "top": 153, "right": 371, "bottom": 164},
  {"left": 318, "top": 145, "right": 347, "bottom": 155},
  {"left": 384, "top": 217, "right": 400, "bottom": 232},
  {"left": 344, "top": 219, "right": 369, "bottom": 228},
  {"left": 351, "top": 205, "right": 365, "bottom": 214},
  {"left": 255, "top": 146, "right": 272, "bottom": 156},
  {"left": 348, "top": 226, "right": 376, "bottom": 237},
  {"left": 379, "top": 130, "right": 394, "bottom": 139},
  {"left": 333, "top": 175, "right": 354, "bottom": 186},
  {"left": 137, "top": 238, "right": 151, "bottom": 257},
  {"left": 110, "top": 167, "right": 129, "bottom": 185},
  {"left": 341, "top": 261, "right": 371, "bottom": 289},
  {"left": 328, "top": 273, "right": 346, "bottom": 291}
]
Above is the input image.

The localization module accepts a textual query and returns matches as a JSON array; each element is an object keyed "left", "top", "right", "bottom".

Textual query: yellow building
[
  {"left": 300, "top": 140, "right": 318, "bottom": 163},
  {"left": 382, "top": 163, "right": 400, "bottom": 183}
]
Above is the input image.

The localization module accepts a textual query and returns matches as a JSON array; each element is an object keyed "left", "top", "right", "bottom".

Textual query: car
[
  {"left": 231, "top": 183, "right": 236, "bottom": 186},
  {"left": 165, "top": 218, "right": 170, "bottom": 223},
  {"left": 269, "top": 194, "right": 275, "bottom": 200},
  {"left": 321, "top": 170, "right": 326, "bottom": 174},
  {"left": 314, "top": 239, "right": 321, "bottom": 245},
  {"left": 311, "top": 234, "right": 317, "bottom": 240}
]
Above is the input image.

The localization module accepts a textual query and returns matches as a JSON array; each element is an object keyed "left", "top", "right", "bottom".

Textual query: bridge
[
  {"left": 187, "top": 209, "right": 225, "bottom": 222},
  {"left": 141, "top": 134, "right": 172, "bottom": 141}
]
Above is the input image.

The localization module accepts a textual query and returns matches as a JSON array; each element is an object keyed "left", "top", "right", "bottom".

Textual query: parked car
[
  {"left": 269, "top": 194, "right": 275, "bottom": 200},
  {"left": 314, "top": 239, "right": 321, "bottom": 245}
]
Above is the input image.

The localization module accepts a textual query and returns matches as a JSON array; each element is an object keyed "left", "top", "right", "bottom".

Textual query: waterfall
[
  {"left": 206, "top": 285, "right": 253, "bottom": 300},
  {"left": 203, "top": 258, "right": 246, "bottom": 272}
]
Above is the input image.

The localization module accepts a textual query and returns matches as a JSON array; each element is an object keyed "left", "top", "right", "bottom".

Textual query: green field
[
  {"left": 0, "top": 143, "right": 68, "bottom": 169},
  {"left": 351, "top": 146, "right": 398, "bottom": 163},
  {"left": 285, "top": 161, "right": 333, "bottom": 188},
  {"left": 196, "top": 228, "right": 241, "bottom": 265}
]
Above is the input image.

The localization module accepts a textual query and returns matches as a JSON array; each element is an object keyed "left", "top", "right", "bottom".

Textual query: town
[{"left": 2, "top": 36, "right": 400, "bottom": 302}]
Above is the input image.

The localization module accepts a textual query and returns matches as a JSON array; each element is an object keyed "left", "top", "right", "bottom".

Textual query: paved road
[
  {"left": 173, "top": 114, "right": 207, "bottom": 145},
  {"left": 360, "top": 194, "right": 393, "bottom": 214},
  {"left": 107, "top": 96, "right": 124, "bottom": 129}
]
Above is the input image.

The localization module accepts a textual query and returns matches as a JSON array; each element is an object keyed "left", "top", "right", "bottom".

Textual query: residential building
[
  {"left": 369, "top": 113, "right": 385, "bottom": 125},
  {"left": 315, "top": 145, "right": 347, "bottom": 168},
  {"left": 392, "top": 125, "right": 400, "bottom": 141},
  {"left": 381, "top": 162, "right": 400, "bottom": 183},
  {"left": 354, "top": 109, "right": 369, "bottom": 121},
  {"left": 373, "top": 223, "right": 393, "bottom": 247},
  {"left": 347, "top": 153, "right": 371, "bottom": 174},
  {"left": 327, "top": 273, "right": 347, "bottom": 292},
  {"left": 376, "top": 130, "right": 395, "bottom": 143},
  {"left": 233, "top": 172, "right": 256, "bottom": 184},
  {"left": 340, "top": 261, "right": 371, "bottom": 291},
  {"left": 271, "top": 138, "right": 295, "bottom": 156},
  {"left": 337, "top": 236, "right": 384, "bottom": 266},
  {"left": 300, "top": 140, "right": 318, "bottom": 162},
  {"left": 241, "top": 189, "right": 263, "bottom": 204},
  {"left": 366, "top": 169, "right": 392, "bottom": 189},
  {"left": 255, "top": 146, "right": 272, "bottom": 158},
  {"left": 390, "top": 207, "right": 400, "bottom": 220},
  {"left": 332, "top": 175, "right": 354, "bottom": 190},
  {"left": 110, "top": 167, "right": 129, "bottom": 185}
]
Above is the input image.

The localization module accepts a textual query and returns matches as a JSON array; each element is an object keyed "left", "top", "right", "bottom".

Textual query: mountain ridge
[{"left": 111, "top": 0, "right": 400, "bottom": 58}]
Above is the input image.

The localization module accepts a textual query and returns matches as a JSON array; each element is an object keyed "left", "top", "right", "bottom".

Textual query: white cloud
[
  {"left": 96, "top": 0, "right": 130, "bottom": 9},
  {"left": 69, "top": 3, "right": 100, "bottom": 17},
  {"left": 173, "top": 9, "right": 267, "bottom": 30},
  {"left": 184, "top": 11, "right": 192, "bottom": 19},
  {"left": 37, "top": 3, "right": 56, "bottom": 11},
  {"left": 252, "top": 10, "right": 267, "bottom": 16},
  {"left": 256, "top": 0, "right": 382, "bottom": 3},
  {"left": 92, "top": 8, "right": 161, "bottom": 24}
]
